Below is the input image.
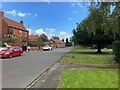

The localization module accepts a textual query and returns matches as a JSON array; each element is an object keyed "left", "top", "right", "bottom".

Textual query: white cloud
[
  {"left": 60, "top": 31, "right": 67, "bottom": 36},
  {"left": 26, "top": 27, "right": 56, "bottom": 39},
  {"left": 71, "top": 3, "right": 76, "bottom": 7},
  {"left": 27, "top": 13, "right": 32, "bottom": 16},
  {"left": 71, "top": 2, "right": 83, "bottom": 8},
  {"left": 26, "top": 28, "right": 33, "bottom": 35},
  {"left": 59, "top": 31, "right": 73, "bottom": 41},
  {"left": 77, "top": 2, "right": 81, "bottom": 6},
  {"left": 5, "top": 9, "right": 36, "bottom": 18},
  {"left": 46, "top": 28, "right": 56, "bottom": 33},
  {"left": 68, "top": 17, "right": 72, "bottom": 21},
  {"left": 74, "top": 10, "right": 78, "bottom": 13},
  {"left": 18, "top": 12, "right": 26, "bottom": 17},
  {"left": 6, "top": 9, "right": 17, "bottom": 16},
  {"left": 34, "top": 14, "right": 37, "bottom": 17},
  {"left": 45, "top": 28, "right": 56, "bottom": 39},
  {"left": 35, "top": 28, "right": 46, "bottom": 35},
  {"left": 27, "top": 27, "right": 73, "bottom": 40}
]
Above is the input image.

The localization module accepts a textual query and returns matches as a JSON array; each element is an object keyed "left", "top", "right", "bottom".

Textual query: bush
[
  {"left": 65, "top": 42, "right": 72, "bottom": 47},
  {"left": 1, "top": 43, "right": 6, "bottom": 47},
  {"left": 112, "top": 41, "right": 120, "bottom": 63}
]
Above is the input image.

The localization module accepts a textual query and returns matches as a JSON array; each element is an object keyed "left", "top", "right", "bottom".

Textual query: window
[
  {"left": 20, "top": 30, "right": 22, "bottom": 37},
  {"left": 19, "top": 38, "right": 22, "bottom": 42},
  {"left": 13, "top": 28, "right": 15, "bottom": 35},
  {"left": 25, "top": 32, "right": 27, "bottom": 37}
]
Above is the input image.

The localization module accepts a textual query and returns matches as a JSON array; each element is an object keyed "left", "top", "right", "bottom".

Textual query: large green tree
[
  {"left": 39, "top": 34, "right": 49, "bottom": 42},
  {"left": 73, "top": 2, "right": 119, "bottom": 53},
  {"left": 52, "top": 36, "right": 60, "bottom": 40}
]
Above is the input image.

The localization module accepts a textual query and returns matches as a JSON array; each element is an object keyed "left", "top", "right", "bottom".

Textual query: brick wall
[
  {"left": 0, "top": 18, "right": 2, "bottom": 46},
  {"left": 2, "top": 19, "right": 8, "bottom": 38},
  {"left": 2, "top": 21, "right": 29, "bottom": 47},
  {"left": 0, "top": 10, "right": 3, "bottom": 46}
]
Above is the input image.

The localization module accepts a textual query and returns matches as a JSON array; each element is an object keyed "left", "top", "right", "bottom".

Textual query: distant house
[
  {"left": 29, "top": 34, "right": 39, "bottom": 41},
  {"left": 29, "top": 34, "right": 39, "bottom": 46},
  {"left": 43, "top": 41, "right": 51, "bottom": 46},
  {"left": 43, "top": 39, "right": 65, "bottom": 48},
  {"left": 0, "top": 10, "right": 29, "bottom": 47},
  {"left": 51, "top": 39, "right": 65, "bottom": 48}
]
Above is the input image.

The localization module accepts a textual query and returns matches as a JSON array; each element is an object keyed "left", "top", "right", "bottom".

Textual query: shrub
[
  {"left": 65, "top": 42, "right": 72, "bottom": 47},
  {"left": 112, "top": 41, "right": 120, "bottom": 63},
  {"left": 1, "top": 43, "right": 6, "bottom": 47},
  {"left": 2, "top": 38, "right": 16, "bottom": 43}
]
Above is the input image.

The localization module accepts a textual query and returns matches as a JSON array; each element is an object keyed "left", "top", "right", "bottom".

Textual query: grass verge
[
  {"left": 60, "top": 46, "right": 113, "bottom": 64},
  {"left": 59, "top": 69, "right": 118, "bottom": 88}
]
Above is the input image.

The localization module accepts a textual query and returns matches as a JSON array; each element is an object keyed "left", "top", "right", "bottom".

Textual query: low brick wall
[{"left": 30, "top": 47, "right": 43, "bottom": 51}]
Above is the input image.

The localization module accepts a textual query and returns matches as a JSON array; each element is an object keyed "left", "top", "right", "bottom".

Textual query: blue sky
[{"left": 2, "top": 2, "right": 89, "bottom": 40}]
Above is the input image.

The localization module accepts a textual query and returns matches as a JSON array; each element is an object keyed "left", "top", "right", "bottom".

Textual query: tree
[
  {"left": 66, "top": 38, "right": 69, "bottom": 43},
  {"left": 37, "top": 36, "right": 43, "bottom": 45},
  {"left": 52, "top": 36, "right": 60, "bottom": 40},
  {"left": 39, "top": 34, "right": 49, "bottom": 42},
  {"left": 2, "top": 37, "right": 16, "bottom": 43},
  {"left": 65, "top": 38, "right": 72, "bottom": 46},
  {"left": 62, "top": 39, "right": 64, "bottom": 42},
  {"left": 73, "top": 2, "right": 119, "bottom": 53}
]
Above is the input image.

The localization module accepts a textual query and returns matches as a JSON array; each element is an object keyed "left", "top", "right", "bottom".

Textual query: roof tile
[{"left": 3, "top": 17, "right": 27, "bottom": 31}]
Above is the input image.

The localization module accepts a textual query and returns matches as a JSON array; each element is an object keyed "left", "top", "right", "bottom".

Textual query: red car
[{"left": 0, "top": 46, "right": 23, "bottom": 58}]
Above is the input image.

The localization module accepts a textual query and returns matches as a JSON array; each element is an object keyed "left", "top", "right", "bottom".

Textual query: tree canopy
[
  {"left": 39, "top": 34, "right": 49, "bottom": 42},
  {"left": 52, "top": 36, "right": 60, "bottom": 40},
  {"left": 73, "top": 2, "right": 119, "bottom": 53}
]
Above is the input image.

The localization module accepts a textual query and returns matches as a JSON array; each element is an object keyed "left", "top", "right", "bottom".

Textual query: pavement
[{"left": 2, "top": 47, "right": 73, "bottom": 88}]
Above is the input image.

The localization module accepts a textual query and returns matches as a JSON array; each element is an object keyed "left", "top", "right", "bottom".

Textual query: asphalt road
[{"left": 2, "top": 47, "right": 73, "bottom": 88}]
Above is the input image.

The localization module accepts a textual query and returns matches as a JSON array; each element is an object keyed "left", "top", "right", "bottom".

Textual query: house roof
[
  {"left": 2, "top": 17, "right": 27, "bottom": 31},
  {"left": 52, "top": 39, "right": 64, "bottom": 44},
  {"left": 29, "top": 35, "right": 39, "bottom": 40},
  {"left": 43, "top": 41, "right": 51, "bottom": 45}
]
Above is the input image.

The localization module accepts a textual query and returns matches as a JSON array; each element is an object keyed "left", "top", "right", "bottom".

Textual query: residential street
[{"left": 2, "top": 47, "right": 73, "bottom": 88}]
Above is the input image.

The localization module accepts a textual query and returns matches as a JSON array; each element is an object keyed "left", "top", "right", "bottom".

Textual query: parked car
[
  {"left": 0, "top": 46, "right": 23, "bottom": 58},
  {"left": 0, "top": 47, "right": 5, "bottom": 51},
  {"left": 43, "top": 45, "right": 52, "bottom": 51}
]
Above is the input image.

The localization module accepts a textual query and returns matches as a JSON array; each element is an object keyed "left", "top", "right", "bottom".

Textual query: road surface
[{"left": 2, "top": 47, "right": 72, "bottom": 88}]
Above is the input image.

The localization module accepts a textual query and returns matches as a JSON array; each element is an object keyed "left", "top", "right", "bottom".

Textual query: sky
[{"left": 2, "top": 2, "right": 90, "bottom": 40}]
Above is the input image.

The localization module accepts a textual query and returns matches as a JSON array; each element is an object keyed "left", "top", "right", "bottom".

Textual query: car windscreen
[{"left": 2, "top": 47, "right": 13, "bottom": 51}]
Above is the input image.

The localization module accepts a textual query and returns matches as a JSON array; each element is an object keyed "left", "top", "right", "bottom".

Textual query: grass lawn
[
  {"left": 59, "top": 70, "right": 118, "bottom": 88},
  {"left": 60, "top": 46, "right": 113, "bottom": 64}
]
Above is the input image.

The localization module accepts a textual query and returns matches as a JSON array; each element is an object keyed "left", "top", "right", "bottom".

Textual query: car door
[
  {"left": 12, "top": 47, "right": 19, "bottom": 56},
  {"left": 17, "top": 47, "right": 21, "bottom": 55},
  {"left": 15, "top": 47, "right": 20, "bottom": 56},
  {"left": 12, "top": 48, "right": 16, "bottom": 56}
]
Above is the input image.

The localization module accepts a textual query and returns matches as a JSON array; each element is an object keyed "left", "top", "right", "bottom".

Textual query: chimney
[
  {"left": 20, "top": 20, "right": 24, "bottom": 25},
  {"left": 0, "top": 9, "right": 4, "bottom": 18}
]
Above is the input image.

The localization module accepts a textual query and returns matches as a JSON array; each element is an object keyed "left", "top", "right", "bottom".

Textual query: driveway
[{"left": 2, "top": 47, "right": 72, "bottom": 88}]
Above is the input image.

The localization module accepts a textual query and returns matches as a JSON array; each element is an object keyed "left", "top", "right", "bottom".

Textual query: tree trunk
[{"left": 96, "top": 43, "right": 102, "bottom": 54}]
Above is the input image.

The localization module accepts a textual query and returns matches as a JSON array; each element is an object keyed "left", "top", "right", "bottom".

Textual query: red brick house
[
  {"left": 43, "top": 39, "right": 65, "bottom": 48},
  {"left": 29, "top": 34, "right": 39, "bottom": 46},
  {"left": 43, "top": 41, "right": 51, "bottom": 46},
  {"left": 0, "top": 10, "right": 29, "bottom": 47},
  {"left": 51, "top": 39, "right": 65, "bottom": 48},
  {"left": 0, "top": 10, "right": 2, "bottom": 45},
  {"left": 29, "top": 34, "right": 39, "bottom": 41}
]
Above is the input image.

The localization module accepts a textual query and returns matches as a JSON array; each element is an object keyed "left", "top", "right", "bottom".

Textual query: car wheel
[{"left": 9, "top": 54, "right": 12, "bottom": 58}]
